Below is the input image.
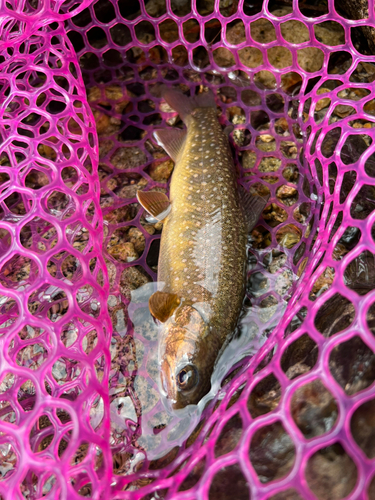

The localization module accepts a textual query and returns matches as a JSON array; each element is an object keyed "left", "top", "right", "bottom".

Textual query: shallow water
[{"left": 126, "top": 253, "right": 293, "bottom": 461}]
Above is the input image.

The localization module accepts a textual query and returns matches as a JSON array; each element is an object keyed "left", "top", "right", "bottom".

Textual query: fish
[{"left": 136, "top": 88, "right": 268, "bottom": 409}]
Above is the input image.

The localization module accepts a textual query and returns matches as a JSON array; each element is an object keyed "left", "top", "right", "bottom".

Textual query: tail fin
[{"left": 162, "top": 87, "right": 216, "bottom": 122}]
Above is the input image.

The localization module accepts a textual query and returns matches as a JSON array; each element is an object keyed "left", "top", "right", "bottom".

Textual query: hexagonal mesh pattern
[
  {"left": 0, "top": 1, "right": 113, "bottom": 499},
  {"left": 2, "top": 0, "right": 375, "bottom": 498}
]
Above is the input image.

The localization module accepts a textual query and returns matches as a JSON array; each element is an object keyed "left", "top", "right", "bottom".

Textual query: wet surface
[{"left": 0, "top": 0, "right": 374, "bottom": 498}]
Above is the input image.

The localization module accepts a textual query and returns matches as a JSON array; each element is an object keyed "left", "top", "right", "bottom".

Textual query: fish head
[{"left": 159, "top": 304, "right": 219, "bottom": 410}]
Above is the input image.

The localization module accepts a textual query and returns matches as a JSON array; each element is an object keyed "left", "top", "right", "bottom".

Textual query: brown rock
[
  {"left": 280, "top": 141, "right": 297, "bottom": 158},
  {"left": 263, "top": 250, "right": 287, "bottom": 274},
  {"left": 251, "top": 18, "right": 276, "bottom": 43},
  {"left": 274, "top": 118, "right": 289, "bottom": 135},
  {"left": 159, "top": 19, "right": 178, "bottom": 43},
  {"left": 108, "top": 242, "right": 138, "bottom": 263},
  {"left": 329, "top": 335, "right": 375, "bottom": 395},
  {"left": 214, "top": 413, "right": 243, "bottom": 457},
  {"left": 268, "top": 46, "right": 292, "bottom": 69},
  {"left": 99, "top": 139, "right": 114, "bottom": 159},
  {"left": 305, "top": 443, "right": 357, "bottom": 500},
  {"left": 148, "top": 159, "right": 174, "bottom": 182},
  {"left": 128, "top": 228, "right": 146, "bottom": 254},
  {"left": 88, "top": 85, "right": 130, "bottom": 114},
  {"left": 291, "top": 379, "right": 338, "bottom": 439},
  {"left": 314, "top": 21, "right": 345, "bottom": 46},
  {"left": 339, "top": 0, "right": 375, "bottom": 54},
  {"left": 334, "top": 104, "right": 355, "bottom": 118},
  {"left": 268, "top": 489, "right": 303, "bottom": 500},
  {"left": 120, "top": 266, "right": 152, "bottom": 300},
  {"left": 103, "top": 206, "right": 130, "bottom": 224},
  {"left": 315, "top": 96, "right": 331, "bottom": 112},
  {"left": 263, "top": 203, "right": 288, "bottom": 227},
  {"left": 110, "top": 147, "right": 147, "bottom": 170},
  {"left": 280, "top": 18, "right": 309, "bottom": 44},
  {"left": 250, "top": 226, "right": 272, "bottom": 249},
  {"left": 259, "top": 157, "right": 281, "bottom": 172},
  {"left": 38, "top": 143, "right": 57, "bottom": 161},
  {"left": 297, "top": 48, "right": 324, "bottom": 73},
  {"left": 92, "top": 110, "right": 112, "bottom": 136},
  {"left": 314, "top": 293, "right": 355, "bottom": 337},
  {"left": 281, "top": 331, "right": 318, "bottom": 377},
  {"left": 276, "top": 224, "right": 302, "bottom": 248},
  {"left": 256, "top": 135, "right": 276, "bottom": 151},
  {"left": 248, "top": 374, "right": 281, "bottom": 417},
  {"left": 350, "top": 398, "right": 375, "bottom": 459},
  {"left": 241, "top": 150, "right": 257, "bottom": 170},
  {"left": 117, "top": 179, "right": 148, "bottom": 199},
  {"left": 312, "top": 267, "right": 335, "bottom": 295},
  {"left": 276, "top": 185, "right": 298, "bottom": 206},
  {"left": 261, "top": 175, "right": 279, "bottom": 184},
  {"left": 249, "top": 421, "right": 295, "bottom": 483},
  {"left": 282, "top": 165, "right": 299, "bottom": 183},
  {"left": 209, "top": 463, "right": 249, "bottom": 500},
  {"left": 237, "top": 46, "right": 263, "bottom": 69}
]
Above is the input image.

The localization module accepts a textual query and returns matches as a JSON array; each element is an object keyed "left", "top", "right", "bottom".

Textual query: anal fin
[
  {"left": 154, "top": 128, "right": 186, "bottom": 162},
  {"left": 136, "top": 190, "right": 171, "bottom": 221},
  {"left": 239, "top": 186, "right": 269, "bottom": 233},
  {"left": 149, "top": 291, "right": 180, "bottom": 323}
]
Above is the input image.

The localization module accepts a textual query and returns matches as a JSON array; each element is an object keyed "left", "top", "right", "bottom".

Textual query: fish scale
[
  {"left": 137, "top": 89, "right": 268, "bottom": 408},
  {"left": 159, "top": 106, "right": 248, "bottom": 345}
]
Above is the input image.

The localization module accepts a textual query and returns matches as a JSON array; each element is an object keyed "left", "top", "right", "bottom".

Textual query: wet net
[{"left": 1, "top": 0, "right": 375, "bottom": 498}]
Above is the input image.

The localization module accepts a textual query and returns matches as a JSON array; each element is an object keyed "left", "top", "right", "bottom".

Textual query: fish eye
[{"left": 177, "top": 365, "right": 199, "bottom": 392}]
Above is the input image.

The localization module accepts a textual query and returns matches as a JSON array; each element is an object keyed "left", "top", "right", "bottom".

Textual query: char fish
[{"left": 137, "top": 88, "right": 268, "bottom": 409}]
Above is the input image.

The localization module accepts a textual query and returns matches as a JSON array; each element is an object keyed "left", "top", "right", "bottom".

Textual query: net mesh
[{"left": 1, "top": 0, "right": 375, "bottom": 498}]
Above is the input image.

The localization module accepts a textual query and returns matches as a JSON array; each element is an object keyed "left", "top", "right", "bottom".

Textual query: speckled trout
[{"left": 137, "top": 88, "right": 268, "bottom": 409}]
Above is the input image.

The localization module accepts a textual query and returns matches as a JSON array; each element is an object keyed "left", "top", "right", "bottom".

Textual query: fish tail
[{"left": 162, "top": 87, "right": 216, "bottom": 122}]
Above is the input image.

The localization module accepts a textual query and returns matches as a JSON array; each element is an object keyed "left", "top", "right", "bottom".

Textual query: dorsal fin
[
  {"left": 149, "top": 291, "right": 180, "bottom": 323},
  {"left": 154, "top": 128, "right": 186, "bottom": 162},
  {"left": 136, "top": 191, "right": 171, "bottom": 221},
  {"left": 239, "top": 186, "right": 269, "bottom": 233}
]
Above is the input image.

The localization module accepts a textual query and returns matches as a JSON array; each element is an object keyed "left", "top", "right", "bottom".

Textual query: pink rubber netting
[
  {"left": 0, "top": 1, "right": 112, "bottom": 498},
  {"left": 1, "top": 0, "right": 375, "bottom": 498}
]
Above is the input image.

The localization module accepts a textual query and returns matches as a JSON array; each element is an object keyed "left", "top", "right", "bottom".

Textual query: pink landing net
[{"left": 1, "top": 0, "right": 375, "bottom": 499}]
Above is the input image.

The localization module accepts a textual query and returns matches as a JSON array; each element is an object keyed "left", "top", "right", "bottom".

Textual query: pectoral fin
[
  {"left": 154, "top": 128, "right": 186, "bottom": 162},
  {"left": 136, "top": 191, "right": 171, "bottom": 221},
  {"left": 239, "top": 186, "right": 269, "bottom": 233},
  {"left": 149, "top": 291, "right": 180, "bottom": 323}
]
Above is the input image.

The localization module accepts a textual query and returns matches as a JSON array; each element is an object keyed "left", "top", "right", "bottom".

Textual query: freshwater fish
[{"left": 137, "top": 88, "right": 268, "bottom": 409}]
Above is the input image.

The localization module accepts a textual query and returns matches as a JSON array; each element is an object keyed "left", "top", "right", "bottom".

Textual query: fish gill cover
[{"left": 0, "top": 0, "right": 374, "bottom": 499}]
